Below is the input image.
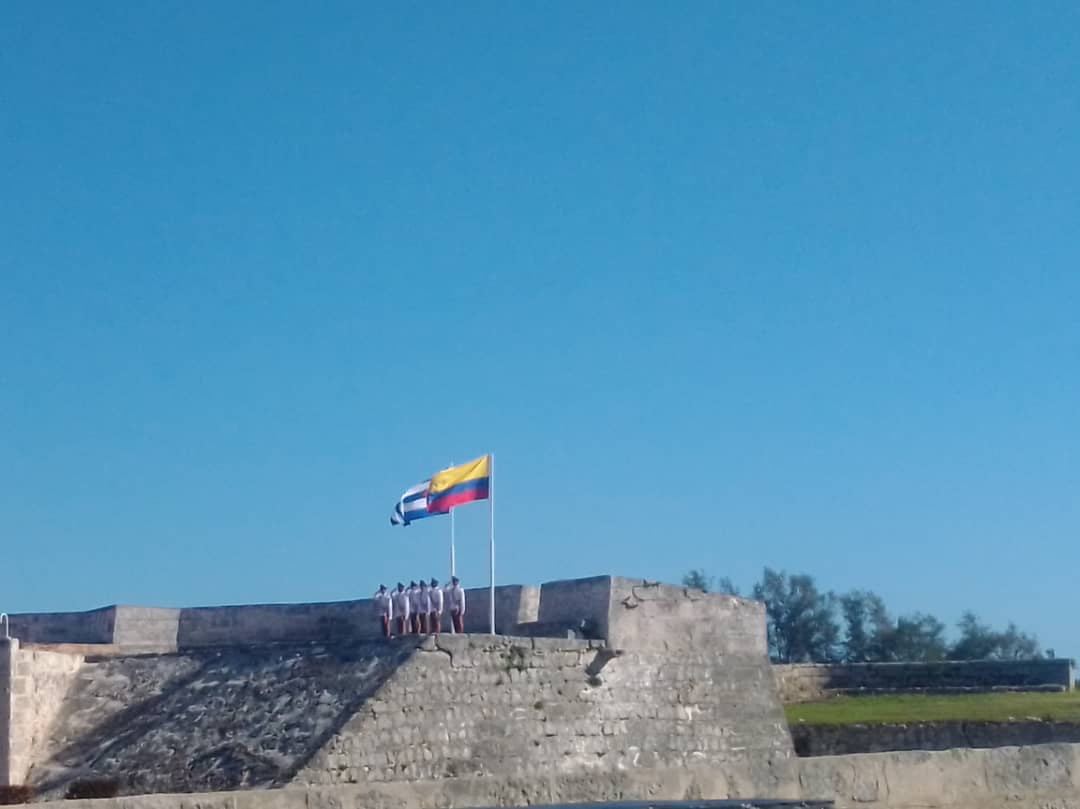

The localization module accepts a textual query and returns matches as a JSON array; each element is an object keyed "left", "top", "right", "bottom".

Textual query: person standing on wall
[
  {"left": 392, "top": 582, "right": 410, "bottom": 638},
  {"left": 374, "top": 585, "right": 393, "bottom": 640},
  {"left": 447, "top": 576, "right": 466, "bottom": 635},
  {"left": 408, "top": 581, "right": 421, "bottom": 634},
  {"left": 428, "top": 577, "right": 443, "bottom": 635},
  {"left": 417, "top": 580, "right": 431, "bottom": 634}
]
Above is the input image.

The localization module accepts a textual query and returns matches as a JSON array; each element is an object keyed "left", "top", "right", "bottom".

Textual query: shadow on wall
[{"left": 31, "top": 642, "right": 418, "bottom": 798}]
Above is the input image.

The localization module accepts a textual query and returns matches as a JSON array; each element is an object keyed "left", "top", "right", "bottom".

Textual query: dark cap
[
  {"left": 378, "top": 584, "right": 386, "bottom": 591},
  {"left": 430, "top": 577, "right": 439, "bottom": 587},
  {"left": 410, "top": 581, "right": 417, "bottom": 588},
  {"left": 397, "top": 582, "right": 404, "bottom": 589},
  {"left": 451, "top": 575, "right": 459, "bottom": 584}
]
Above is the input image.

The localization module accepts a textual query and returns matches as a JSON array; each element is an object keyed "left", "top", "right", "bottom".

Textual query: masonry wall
[
  {"left": 775, "top": 659, "right": 1075, "bottom": 703},
  {"left": 0, "top": 641, "right": 84, "bottom": 786},
  {"left": 22, "top": 632, "right": 790, "bottom": 796},
  {"left": 26, "top": 743, "right": 1080, "bottom": 809},
  {"left": 5, "top": 609, "right": 114, "bottom": 646},
  {"left": 606, "top": 578, "right": 766, "bottom": 654},
  {"left": 535, "top": 575, "right": 612, "bottom": 638},
  {"left": 294, "top": 634, "right": 792, "bottom": 786},
  {"left": 460, "top": 585, "right": 540, "bottom": 635}
]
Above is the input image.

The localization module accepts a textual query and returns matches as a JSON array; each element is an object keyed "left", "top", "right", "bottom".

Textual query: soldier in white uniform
[
  {"left": 428, "top": 577, "right": 444, "bottom": 635},
  {"left": 407, "top": 581, "right": 422, "bottom": 634},
  {"left": 391, "top": 582, "right": 410, "bottom": 637},
  {"left": 446, "top": 576, "right": 466, "bottom": 635},
  {"left": 416, "top": 580, "right": 431, "bottom": 634},
  {"left": 373, "top": 584, "right": 392, "bottom": 639}
]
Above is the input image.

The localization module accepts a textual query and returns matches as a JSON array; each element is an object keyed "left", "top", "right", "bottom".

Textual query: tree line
[{"left": 682, "top": 568, "right": 1046, "bottom": 664}]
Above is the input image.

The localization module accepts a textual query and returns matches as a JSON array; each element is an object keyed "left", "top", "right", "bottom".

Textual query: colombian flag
[{"left": 427, "top": 455, "right": 491, "bottom": 512}]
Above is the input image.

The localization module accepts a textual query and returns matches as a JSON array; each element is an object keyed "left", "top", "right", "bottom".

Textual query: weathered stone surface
[
  {"left": 23, "top": 743, "right": 1080, "bottom": 809},
  {"left": 29, "top": 642, "right": 416, "bottom": 797}
]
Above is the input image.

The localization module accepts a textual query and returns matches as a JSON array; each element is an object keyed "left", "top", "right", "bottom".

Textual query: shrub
[
  {"left": 65, "top": 778, "right": 120, "bottom": 800},
  {"left": 0, "top": 785, "right": 34, "bottom": 805}
]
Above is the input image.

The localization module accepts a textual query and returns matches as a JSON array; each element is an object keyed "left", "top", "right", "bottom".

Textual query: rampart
[
  {"left": 2, "top": 577, "right": 757, "bottom": 654},
  {"left": 3, "top": 576, "right": 1074, "bottom": 808},
  {"left": 775, "top": 660, "right": 1075, "bottom": 703},
  {"left": 0, "top": 576, "right": 784, "bottom": 796},
  {"left": 25, "top": 743, "right": 1080, "bottom": 809}
]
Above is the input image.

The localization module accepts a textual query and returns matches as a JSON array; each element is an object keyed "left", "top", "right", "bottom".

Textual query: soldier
[
  {"left": 428, "top": 577, "right": 444, "bottom": 635},
  {"left": 408, "top": 581, "right": 422, "bottom": 634},
  {"left": 416, "top": 580, "right": 431, "bottom": 634},
  {"left": 373, "top": 585, "right": 392, "bottom": 640},
  {"left": 391, "top": 582, "right": 410, "bottom": 637},
  {"left": 446, "top": 576, "right": 466, "bottom": 635}
]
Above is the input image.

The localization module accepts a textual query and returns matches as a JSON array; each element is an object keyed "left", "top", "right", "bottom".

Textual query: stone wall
[
  {"left": 6, "top": 608, "right": 114, "bottom": 646},
  {"left": 293, "top": 634, "right": 791, "bottom": 786},
  {"left": 775, "top": 659, "right": 1075, "bottom": 703},
  {"left": 535, "top": 576, "right": 612, "bottom": 639},
  {"left": 27, "top": 642, "right": 416, "bottom": 797},
  {"left": 23, "top": 633, "right": 790, "bottom": 797},
  {"left": 459, "top": 585, "right": 540, "bottom": 635},
  {"left": 0, "top": 640, "right": 84, "bottom": 786},
  {"left": 1, "top": 577, "right": 761, "bottom": 654},
  {"left": 791, "top": 720, "right": 1080, "bottom": 756},
  {"left": 606, "top": 578, "right": 766, "bottom": 654},
  {"left": 26, "top": 743, "right": 1080, "bottom": 809}
]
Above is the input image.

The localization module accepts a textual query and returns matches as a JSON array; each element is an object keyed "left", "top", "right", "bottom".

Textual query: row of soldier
[{"left": 373, "top": 576, "right": 466, "bottom": 639}]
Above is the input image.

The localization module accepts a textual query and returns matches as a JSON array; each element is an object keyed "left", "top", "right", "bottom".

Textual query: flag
[
  {"left": 390, "top": 480, "right": 448, "bottom": 526},
  {"left": 427, "top": 455, "right": 491, "bottom": 513}
]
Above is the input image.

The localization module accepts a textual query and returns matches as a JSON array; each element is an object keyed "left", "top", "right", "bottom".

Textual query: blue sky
[{"left": 2, "top": 4, "right": 1077, "bottom": 656}]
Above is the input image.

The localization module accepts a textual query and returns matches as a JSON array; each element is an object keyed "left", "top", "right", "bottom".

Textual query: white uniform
[
  {"left": 409, "top": 587, "right": 426, "bottom": 616},
  {"left": 414, "top": 586, "right": 431, "bottom": 616},
  {"left": 429, "top": 586, "right": 444, "bottom": 613},
  {"left": 374, "top": 590, "right": 393, "bottom": 618},
  {"left": 392, "top": 589, "right": 410, "bottom": 621},
  {"left": 447, "top": 584, "right": 465, "bottom": 614}
]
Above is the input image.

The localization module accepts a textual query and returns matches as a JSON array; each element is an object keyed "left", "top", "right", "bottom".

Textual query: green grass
[{"left": 786, "top": 691, "right": 1080, "bottom": 726}]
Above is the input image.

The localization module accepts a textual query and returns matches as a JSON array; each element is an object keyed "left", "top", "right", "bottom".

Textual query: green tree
[
  {"left": 840, "top": 590, "right": 891, "bottom": 662},
  {"left": 681, "top": 569, "right": 740, "bottom": 596},
  {"left": 753, "top": 567, "right": 840, "bottom": 663},
  {"left": 877, "top": 613, "right": 948, "bottom": 661},
  {"left": 950, "top": 612, "right": 1040, "bottom": 660},
  {"left": 682, "top": 569, "right": 711, "bottom": 591}
]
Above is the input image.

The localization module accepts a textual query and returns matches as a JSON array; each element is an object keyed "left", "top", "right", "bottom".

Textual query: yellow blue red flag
[{"left": 427, "top": 455, "right": 491, "bottom": 512}]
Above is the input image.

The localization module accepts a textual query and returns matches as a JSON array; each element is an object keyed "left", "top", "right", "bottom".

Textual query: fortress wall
[
  {"left": 111, "top": 607, "right": 181, "bottom": 650},
  {"left": 6, "top": 608, "right": 115, "bottom": 646},
  {"left": 606, "top": 578, "right": 767, "bottom": 654},
  {"left": 460, "top": 585, "right": 540, "bottom": 635},
  {"left": 293, "top": 634, "right": 791, "bottom": 787},
  {"left": 27, "top": 642, "right": 419, "bottom": 797},
  {"left": 0, "top": 640, "right": 83, "bottom": 786},
  {"left": 535, "top": 576, "right": 612, "bottom": 638},
  {"left": 175, "top": 600, "right": 372, "bottom": 647},
  {"left": 28, "top": 743, "right": 1080, "bottom": 809},
  {"left": 776, "top": 659, "right": 1076, "bottom": 703}
]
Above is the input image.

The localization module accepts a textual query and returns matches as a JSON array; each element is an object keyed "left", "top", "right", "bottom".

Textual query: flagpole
[
  {"left": 449, "top": 507, "right": 456, "bottom": 578},
  {"left": 488, "top": 453, "right": 495, "bottom": 635}
]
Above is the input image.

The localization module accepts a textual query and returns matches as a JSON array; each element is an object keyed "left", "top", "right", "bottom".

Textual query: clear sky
[{"left": 2, "top": 4, "right": 1077, "bottom": 656}]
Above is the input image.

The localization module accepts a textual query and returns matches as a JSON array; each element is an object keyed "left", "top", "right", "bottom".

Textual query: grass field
[{"left": 786, "top": 691, "right": 1080, "bottom": 725}]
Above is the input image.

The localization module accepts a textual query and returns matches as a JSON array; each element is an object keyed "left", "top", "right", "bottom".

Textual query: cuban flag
[{"left": 390, "top": 479, "right": 449, "bottom": 526}]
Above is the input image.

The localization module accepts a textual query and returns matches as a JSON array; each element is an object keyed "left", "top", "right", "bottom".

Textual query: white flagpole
[
  {"left": 488, "top": 453, "right": 495, "bottom": 635},
  {"left": 450, "top": 508, "right": 456, "bottom": 578}
]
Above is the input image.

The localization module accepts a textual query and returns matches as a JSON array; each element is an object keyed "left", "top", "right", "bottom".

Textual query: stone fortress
[{"left": 1, "top": 575, "right": 1078, "bottom": 809}]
